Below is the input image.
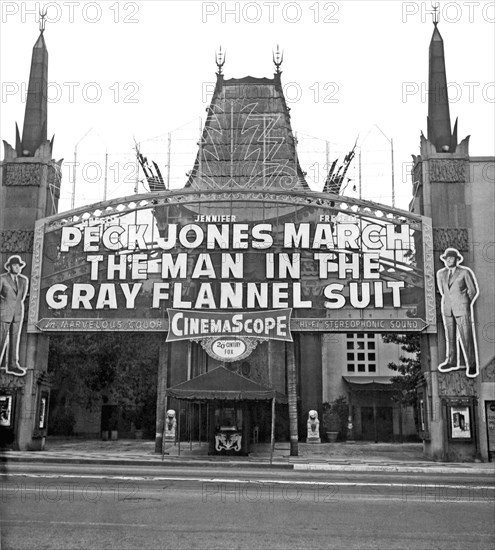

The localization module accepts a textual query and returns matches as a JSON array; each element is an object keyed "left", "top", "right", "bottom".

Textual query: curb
[
  {"left": 293, "top": 463, "right": 495, "bottom": 475},
  {"left": 1, "top": 454, "right": 494, "bottom": 474},
  {"left": 0, "top": 455, "right": 293, "bottom": 469}
]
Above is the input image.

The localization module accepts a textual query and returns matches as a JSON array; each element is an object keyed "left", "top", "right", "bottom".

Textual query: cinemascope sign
[{"left": 28, "top": 190, "right": 436, "bottom": 348}]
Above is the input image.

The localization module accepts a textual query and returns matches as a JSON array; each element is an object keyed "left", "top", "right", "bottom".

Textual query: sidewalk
[{"left": 1, "top": 437, "right": 494, "bottom": 475}]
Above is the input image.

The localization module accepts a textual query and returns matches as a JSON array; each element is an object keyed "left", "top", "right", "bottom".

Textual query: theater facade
[{"left": 1, "top": 21, "right": 493, "bottom": 460}]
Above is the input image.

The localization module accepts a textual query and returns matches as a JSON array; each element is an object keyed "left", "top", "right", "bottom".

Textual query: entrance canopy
[
  {"left": 343, "top": 376, "right": 393, "bottom": 392},
  {"left": 167, "top": 367, "right": 287, "bottom": 403}
]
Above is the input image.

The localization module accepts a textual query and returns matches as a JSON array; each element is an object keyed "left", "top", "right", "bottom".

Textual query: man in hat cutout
[
  {"left": 0, "top": 256, "right": 29, "bottom": 376},
  {"left": 436, "top": 247, "right": 479, "bottom": 378}
]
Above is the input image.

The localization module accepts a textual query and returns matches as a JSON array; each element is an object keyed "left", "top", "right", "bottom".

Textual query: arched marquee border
[{"left": 28, "top": 189, "right": 436, "bottom": 334}]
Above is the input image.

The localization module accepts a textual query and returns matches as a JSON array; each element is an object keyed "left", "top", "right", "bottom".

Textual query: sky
[{"left": 1, "top": 0, "right": 494, "bottom": 212}]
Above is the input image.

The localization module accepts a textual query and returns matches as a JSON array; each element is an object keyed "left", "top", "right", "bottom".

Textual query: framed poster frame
[
  {"left": 38, "top": 392, "right": 49, "bottom": 430},
  {"left": 448, "top": 403, "right": 473, "bottom": 441},
  {"left": 485, "top": 401, "right": 495, "bottom": 457},
  {"left": 0, "top": 393, "right": 14, "bottom": 428}
]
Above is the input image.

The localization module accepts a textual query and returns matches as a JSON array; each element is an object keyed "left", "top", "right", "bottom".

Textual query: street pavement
[
  {"left": 1, "top": 439, "right": 494, "bottom": 549},
  {"left": 1, "top": 460, "right": 494, "bottom": 550}
]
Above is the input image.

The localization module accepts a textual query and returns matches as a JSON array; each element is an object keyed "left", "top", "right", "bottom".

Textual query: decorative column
[
  {"left": 286, "top": 341, "right": 298, "bottom": 456},
  {"left": 154, "top": 341, "right": 169, "bottom": 453}
]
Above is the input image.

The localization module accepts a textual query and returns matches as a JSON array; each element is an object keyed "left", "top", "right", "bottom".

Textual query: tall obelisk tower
[
  {"left": 0, "top": 15, "right": 62, "bottom": 450},
  {"left": 410, "top": 11, "right": 492, "bottom": 461}
]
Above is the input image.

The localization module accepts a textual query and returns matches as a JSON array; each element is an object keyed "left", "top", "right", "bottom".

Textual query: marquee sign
[
  {"left": 166, "top": 309, "right": 292, "bottom": 342},
  {"left": 28, "top": 189, "right": 437, "bottom": 361}
]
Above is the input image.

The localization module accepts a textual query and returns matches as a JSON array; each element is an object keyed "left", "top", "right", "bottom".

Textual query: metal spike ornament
[
  {"left": 39, "top": 7, "right": 48, "bottom": 33},
  {"left": 431, "top": 2, "right": 440, "bottom": 25},
  {"left": 216, "top": 46, "right": 226, "bottom": 75},
  {"left": 273, "top": 45, "right": 284, "bottom": 74}
]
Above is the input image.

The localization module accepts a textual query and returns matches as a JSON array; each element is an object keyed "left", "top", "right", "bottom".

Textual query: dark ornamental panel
[
  {"left": 0, "top": 230, "right": 34, "bottom": 253},
  {"left": 437, "top": 371, "right": 477, "bottom": 396},
  {"left": 481, "top": 357, "right": 495, "bottom": 383},
  {"left": 3, "top": 163, "right": 43, "bottom": 186},
  {"left": 422, "top": 221, "right": 436, "bottom": 328},
  {"left": 433, "top": 228, "right": 469, "bottom": 252},
  {"left": 429, "top": 159, "right": 466, "bottom": 183}
]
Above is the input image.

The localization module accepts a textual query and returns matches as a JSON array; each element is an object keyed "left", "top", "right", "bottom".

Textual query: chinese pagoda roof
[{"left": 185, "top": 74, "right": 310, "bottom": 192}]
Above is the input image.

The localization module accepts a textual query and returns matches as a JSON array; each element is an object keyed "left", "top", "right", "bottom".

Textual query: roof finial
[
  {"left": 431, "top": 2, "right": 440, "bottom": 26},
  {"left": 39, "top": 7, "right": 48, "bottom": 33},
  {"left": 215, "top": 46, "right": 226, "bottom": 75},
  {"left": 273, "top": 44, "right": 283, "bottom": 74}
]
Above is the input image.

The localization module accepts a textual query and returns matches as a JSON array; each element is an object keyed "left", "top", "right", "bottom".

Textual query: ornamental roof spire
[
  {"left": 273, "top": 44, "right": 283, "bottom": 75},
  {"left": 427, "top": 3, "right": 458, "bottom": 152},
  {"left": 39, "top": 7, "right": 47, "bottom": 33},
  {"left": 216, "top": 46, "right": 226, "bottom": 76},
  {"left": 17, "top": 9, "right": 49, "bottom": 157}
]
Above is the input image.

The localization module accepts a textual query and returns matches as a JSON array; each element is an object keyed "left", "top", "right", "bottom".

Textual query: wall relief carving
[
  {"left": 433, "top": 228, "right": 469, "bottom": 252},
  {"left": 481, "top": 357, "right": 495, "bottom": 383},
  {"left": 3, "top": 163, "right": 43, "bottom": 186},
  {"left": 0, "top": 373, "right": 26, "bottom": 389},
  {"left": 429, "top": 159, "right": 466, "bottom": 183},
  {"left": 0, "top": 230, "right": 34, "bottom": 253},
  {"left": 422, "top": 221, "right": 437, "bottom": 327},
  {"left": 437, "top": 370, "right": 477, "bottom": 396}
]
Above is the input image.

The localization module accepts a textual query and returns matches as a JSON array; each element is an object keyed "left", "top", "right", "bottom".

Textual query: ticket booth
[
  {"left": 212, "top": 402, "right": 246, "bottom": 454},
  {"left": 166, "top": 366, "right": 286, "bottom": 457}
]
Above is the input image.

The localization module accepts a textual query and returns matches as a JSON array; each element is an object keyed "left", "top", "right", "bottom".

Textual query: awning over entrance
[
  {"left": 167, "top": 367, "right": 287, "bottom": 403},
  {"left": 343, "top": 376, "right": 394, "bottom": 392}
]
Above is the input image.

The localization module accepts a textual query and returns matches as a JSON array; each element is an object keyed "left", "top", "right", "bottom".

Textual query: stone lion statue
[
  {"left": 165, "top": 409, "right": 177, "bottom": 440},
  {"left": 307, "top": 409, "right": 320, "bottom": 439}
]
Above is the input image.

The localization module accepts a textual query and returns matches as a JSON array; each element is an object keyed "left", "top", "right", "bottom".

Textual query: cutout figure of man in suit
[
  {"left": 436, "top": 248, "right": 479, "bottom": 378},
  {"left": 0, "top": 256, "right": 29, "bottom": 377}
]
